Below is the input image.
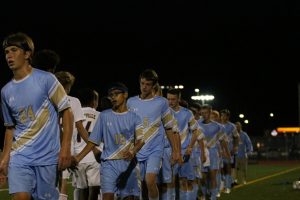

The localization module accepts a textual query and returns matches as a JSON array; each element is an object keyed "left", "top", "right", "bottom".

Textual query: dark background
[{"left": 0, "top": 1, "right": 299, "bottom": 148}]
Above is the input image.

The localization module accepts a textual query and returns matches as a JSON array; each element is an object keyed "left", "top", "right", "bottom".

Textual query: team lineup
[{"left": 0, "top": 32, "right": 253, "bottom": 200}]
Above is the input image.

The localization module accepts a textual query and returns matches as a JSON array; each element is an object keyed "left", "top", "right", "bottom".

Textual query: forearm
[
  {"left": 61, "top": 108, "right": 73, "bottom": 149},
  {"left": 76, "top": 121, "right": 90, "bottom": 143},
  {"left": 166, "top": 129, "right": 177, "bottom": 150},
  {"left": 0, "top": 128, "right": 14, "bottom": 163},
  {"left": 76, "top": 142, "right": 95, "bottom": 162},
  {"left": 131, "top": 140, "right": 144, "bottom": 155}
]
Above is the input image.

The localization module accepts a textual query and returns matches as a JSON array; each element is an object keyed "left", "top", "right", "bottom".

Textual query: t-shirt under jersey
[{"left": 1, "top": 68, "right": 70, "bottom": 165}]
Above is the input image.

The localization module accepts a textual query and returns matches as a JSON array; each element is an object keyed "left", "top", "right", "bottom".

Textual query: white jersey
[
  {"left": 68, "top": 96, "right": 86, "bottom": 155},
  {"left": 73, "top": 107, "right": 100, "bottom": 163}
]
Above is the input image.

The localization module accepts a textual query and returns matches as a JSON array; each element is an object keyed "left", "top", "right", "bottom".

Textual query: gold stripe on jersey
[
  {"left": 107, "top": 140, "right": 134, "bottom": 160},
  {"left": 143, "top": 120, "right": 160, "bottom": 143},
  {"left": 135, "top": 125, "right": 144, "bottom": 140},
  {"left": 162, "top": 112, "right": 173, "bottom": 129},
  {"left": 189, "top": 117, "right": 198, "bottom": 131},
  {"left": 12, "top": 107, "right": 49, "bottom": 151},
  {"left": 180, "top": 127, "right": 189, "bottom": 144},
  {"left": 206, "top": 131, "right": 225, "bottom": 148},
  {"left": 50, "top": 84, "right": 67, "bottom": 110}
]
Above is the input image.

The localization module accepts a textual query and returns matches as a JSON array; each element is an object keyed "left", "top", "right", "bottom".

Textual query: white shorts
[
  {"left": 62, "top": 169, "right": 71, "bottom": 179},
  {"left": 74, "top": 162, "right": 100, "bottom": 189}
]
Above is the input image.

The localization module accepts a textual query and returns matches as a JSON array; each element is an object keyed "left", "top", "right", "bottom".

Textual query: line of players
[{"left": 58, "top": 68, "right": 246, "bottom": 200}]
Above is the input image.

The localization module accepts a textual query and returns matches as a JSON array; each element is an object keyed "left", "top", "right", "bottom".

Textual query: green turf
[
  {"left": 0, "top": 163, "right": 299, "bottom": 200},
  {"left": 220, "top": 166, "right": 300, "bottom": 200}
]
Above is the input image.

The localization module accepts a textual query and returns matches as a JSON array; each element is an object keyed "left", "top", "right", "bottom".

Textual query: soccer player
[
  {"left": 55, "top": 71, "right": 91, "bottom": 200},
  {"left": 235, "top": 121, "right": 253, "bottom": 185},
  {"left": 167, "top": 89, "right": 206, "bottom": 200},
  {"left": 0, "top": 32, "right": 73, "bottom": 200},
  {"left": 199, "top": 105, "right": 230, "bottom": 200},
  {"left": 220, "top": 109, "right": 239, "bottom": 194},
  {"left": 72, "top": 82, "right": 144, "bottom": 200},
  {"left": 75, "top": 88, "right": 101, "bottom": 200},
  {"left": 127, "top": 69, "right": 178, "bottom": 200}
]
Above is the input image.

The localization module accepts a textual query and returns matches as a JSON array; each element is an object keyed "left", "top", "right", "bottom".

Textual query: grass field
[{"left": 1, "top": 161, "right": 300, "bottom": 199}]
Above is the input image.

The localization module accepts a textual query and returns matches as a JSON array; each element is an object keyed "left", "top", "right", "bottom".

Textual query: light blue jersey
[
  {"left": 223, "top": 122, "right": 238, "bottom": 151},
  {"left": 89, "top": 109, "right": 143, "bottom": 160},
  {"left": 198, "top": 121, "right": 225, "bottom": 150},
  {"left": 171, "top": 106, "right": 203, "bottom": 150},
  {"left": 1, "top": 68, "right": 70, "bottom": 166},
  {"left": 237, "top": 131, "right": 253, "bottom": 159},
  {"left": 199, "top": 121, "right": 226, "bottom": 170},
  {"left": 127, "top": 95, "right": 174, "bottom": 161}
]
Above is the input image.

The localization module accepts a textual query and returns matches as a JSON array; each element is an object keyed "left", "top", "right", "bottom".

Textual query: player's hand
[
  {"left": 0, "top": 160, "right": 8, "bottom": 187},
  {"left": 185, "top": 146, "right": 192, "bottom": 156},
  {"left": 122, "top": 150, "right": 135, "bottom": 161},
  {"left": 58, "top": 147, "right": 71, "bottom": 171},
  {"left": 171, "top": 150, "right": 181, "bottom": 165}
]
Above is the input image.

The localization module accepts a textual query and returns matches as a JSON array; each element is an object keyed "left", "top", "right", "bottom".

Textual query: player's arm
[
  {"left": 58, "top": 107, "right": 74, "bottom": 170},
  {"left": 76, "top": 120, "right": 90, "bottom": 143},
  {"left": 74, "top": 141, "right": 96, "bottom": 164},
  {"left": 232, "top": 128, "right": 240, "bottom": 154},
  {"left": 0, "top": 127, "right": 14, "bottom": 186},
  {"left": 220, "top": 139, "right": 231, "bottom": 160}
]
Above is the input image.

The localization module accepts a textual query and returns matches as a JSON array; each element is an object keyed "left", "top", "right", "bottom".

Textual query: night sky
[{"left": 0, "top": 1, "right": 299, "bottom": 139}]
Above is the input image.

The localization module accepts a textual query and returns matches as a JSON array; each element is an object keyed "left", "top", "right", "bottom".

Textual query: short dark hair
[
  {"left": 77, "top": 88, "right": 98, "bottom": 107},
  {"left": 167, "top": 88, "right": 181, "bottom": 99},
  {"left": 201, "top": 104, "right": 212, "bottom": 110},
  {"left": 220, "top": 109, "right": 230, "bottom": 116},
  {"left": 3, "top": 32, "right": 35, "bottom": 62},
  {"left": 189, "top": 102, "right": 201, "bottom": 110},
  {"left": 107, "top": 82, "right": 128, "bottom": 94},
  {"left": 139, "top": 69, "right": 159, "bottom": 85},
  {"left": 32, "top": 49, "right": 60, "bottom": 72}
]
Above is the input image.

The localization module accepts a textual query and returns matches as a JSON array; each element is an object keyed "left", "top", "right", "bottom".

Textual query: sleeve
[
  {"left": 47, "top": 74, "right": 70, "bottom": 112},
  {"left": 89, "top": 115, "right": 103, "bottom": 145},
  {"left": 161, "top": 98, "right": 174, "bottom": 129},
  {"left": 70, "top": 97, "right": 85, "bottom": 123},
  {"left": 1, "top": 89, "right": 14, "bottom": 127},
  {"left": 245, "top": 132, "right": 253, "bottom": 153}
]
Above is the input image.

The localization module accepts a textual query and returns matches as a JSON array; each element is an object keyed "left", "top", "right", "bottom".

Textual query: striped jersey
[{"left": 1, "top": 68, "right": 70, "bottom": 165}]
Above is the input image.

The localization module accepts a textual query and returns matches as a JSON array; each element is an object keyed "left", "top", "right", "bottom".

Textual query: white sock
[{"left": 59, "top": 193, "right": 68, "bottom": 200}]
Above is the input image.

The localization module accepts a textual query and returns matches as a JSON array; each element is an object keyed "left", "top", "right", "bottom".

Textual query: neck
[
  {"left": 173, "top": 105, "right": 180, "bottom": 111},
  {"left": 13, "top": 64, "right": 32, "bottom": 81},
  {"left": 113, "top": 103, "right": 128, "bottom": 113},
  {"left": 140, "top": 92, "right": 154, "bottom": 100}
]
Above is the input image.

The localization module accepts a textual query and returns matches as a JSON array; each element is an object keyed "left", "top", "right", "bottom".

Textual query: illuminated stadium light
[
  {"left": 179, "top": 85, "right": 184, "bottom": 89},
  {"left": 174, "top": 85, "right": 178, "bottom": 89},
  {"left": 191, "top": 95, "right": 215, "bottom": 101},
  {"left": 270, "top": 113, "right": 274, "bottom": 117},
  {"left": 276, "top": 127, "right": 300, "bottom": 133},
  {"left": 271, "top": 129, "right": 278, "bottom": 137},
  {"left": 160, "top": 85, "right": 165, "bottom": 89},
  {"left": 244, "top": 119, "right": 249, "bottom": 124},
  {"left": 239, "top": 114, "right": 244, "bottom": 118},
  {"left": 195, "top": 88, "right": 200, "bottom": 93}
]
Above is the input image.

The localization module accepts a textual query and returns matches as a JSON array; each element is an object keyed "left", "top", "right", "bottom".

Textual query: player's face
[
  {"left": 4, "top": 46, "right": 29, "bottom": 71},
  {"left": 210, "top": 112, "right": 220, "bottom": 122},
  {"left": 220, "top": 113, "right": 229, "bottom": 123},
  {"left": 108, "top": 90, "right": 126, "bottom": 109},
  {"left": 140, "top": 78, "right": 154, "bottom": 97},
  {"left": 167, "top": 93, "right": 179, "bottom": 109},
  {"left": 200, "top": 108, "right": 211, "bottom": 121}
]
